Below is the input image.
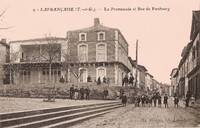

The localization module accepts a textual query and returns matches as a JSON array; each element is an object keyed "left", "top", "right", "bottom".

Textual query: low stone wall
[{"left": 0, "top": 83, "right": 123, "bottom": 100}]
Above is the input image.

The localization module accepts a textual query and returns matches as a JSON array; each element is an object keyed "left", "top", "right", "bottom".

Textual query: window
[
  {"left": 79, "top": 68, "right": 88, "bottom": 83},
  {"left": 79, "top": 33, "right": 87, "bottom": 41},
  {"left": 78, "top": 44, "right": 88, "bottom": 62},
  {"left": 96, "top": 67, "right": 106, "bottom": 81},
  {"left": 96, "top": 43, "right": 107, "bottom": 62},
  {"left": 97, "top": 32, "right": 105, "bottom": 41},
  {"left": 192, "top": 46, "right": 196, "bottom": 60},
  {"left": 197, "top": 41, "right": 199, "bottom": 57}
]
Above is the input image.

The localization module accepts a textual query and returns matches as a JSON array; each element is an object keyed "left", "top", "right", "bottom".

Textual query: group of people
[
  {"left": 121, "top": 91, "right": 196, "bottom": 108},
  {"left": 87, "top": 75, "right": 110, "bottom": 85},
  {"left": 69, "top": 85, "right": 90, "bottom": 100},
  {"left": 122, "top": 74, "right": 134, "bottom": 86},
  {"left": 133, "top": 93, "right": 169, "bottom": 108}
]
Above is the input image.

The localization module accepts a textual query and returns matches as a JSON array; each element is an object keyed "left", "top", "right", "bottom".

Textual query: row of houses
[
  {"left": 170, "top": 10, "right": 200, "bottom": 99},
  {"left": 0, "top": 18, "right": 170, "bottom": 95}
]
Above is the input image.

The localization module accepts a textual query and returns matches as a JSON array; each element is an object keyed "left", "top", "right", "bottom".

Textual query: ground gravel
[{"left": 70, "top": 99, "right": 200, "bottom": 128}]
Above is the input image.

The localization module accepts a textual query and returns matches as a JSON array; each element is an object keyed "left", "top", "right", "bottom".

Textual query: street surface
[{"left": 70, "top": 99, "right": 200, "bottom": 128}]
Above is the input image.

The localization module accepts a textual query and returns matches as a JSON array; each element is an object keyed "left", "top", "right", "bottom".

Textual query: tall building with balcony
[{"left": 8, "top": 38, "right": 67, "bottom": 85}]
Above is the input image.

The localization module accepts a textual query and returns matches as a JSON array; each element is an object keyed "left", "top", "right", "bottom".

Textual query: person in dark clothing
[
  {"left": 134, "top": 96, "right": 138, "bottom": 107},
  {"left": 87, "top": 75, "right": 92, "bottom": 82},
  {"left": 97, "top": 77, "right": 101, "bottom": 85},
  {"left": 149, "top": 94, "right": 153, "bottom": 107},
  {"left": 174, "top": 96, "right": 179, "bottom": 108},
  {"left": 119, "top": 89, "right": 124, "bottom": 99},
  {"left": 129, "top": 73, "right": 134, "bottom": 86},
  {"left": 122, "top": 75, "right": 128, "bottom": 86},
  {"left": 103, "top": 89, "right": 109, "bottom": 100},
  {"left": 163, "top": 94, "right": 168, "bottom": 108},
  {"left": 121, "top": 93, "right": 127, "bottom": 106},
  {"left": 103, "top": 76, "right": 107, "bottom": 84},
  {"left": 141, "top": 95, "right": 146, "bottom": 107},
  {"left": 85, "top": 86, "right": 90, "bottom": 100},
  {"left": 146, "top": 96, "right": 149, "bottom": 106},
  {"left": 137, "top": 96, "right": 141, "bottom": 107},
  {"left": 152, "top": 93, "right": 157, "bottom": 107},
  {"left": 69, "top": 85, "right": 74, "bottom": 100},
  {"left": 185, "top": 91, "right": 191, "bottom": 107},
  {"left": 79, "top": 86, "right": 85, "bottom": 100},
  {"left": 158, "top": 94, "right": 162, "bottom": 107}
]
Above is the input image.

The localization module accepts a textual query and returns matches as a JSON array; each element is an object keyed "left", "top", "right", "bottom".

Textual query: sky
[{"left": 0, "top": 0, "right": 199, "bottom": 84}]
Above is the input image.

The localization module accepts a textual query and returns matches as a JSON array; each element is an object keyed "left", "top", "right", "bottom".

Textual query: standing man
[
  {"left": 121, "top": 93, "right": 127, "bottom": 106},
  {"left": 163, "top": 94, "right": 168, "bottom": 108},
  {"left": 85, "top": 86, "right": 90, "bottom": 100},
  {"left": 158, "top": 94, "right": 162, "bottom": 108},
  {"left": 174, "top": 96, "right": 179, "bottom": 108},
  {"left": 129, "top": 73, "right": 134, "bottom": 86},
  {"left": 69, "top": 84, "right": 74, "bottom": 100},
  {"left": 80, "top": 86, "right": 85, "bottom": 100},
  {"left": 152, "top": 93, "right": 157, "bottom": 107},
  {"left": 186, "top": 91, "right": 191, "bottom": 107}
]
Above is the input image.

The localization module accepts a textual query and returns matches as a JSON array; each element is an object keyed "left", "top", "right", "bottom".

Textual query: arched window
[
  {"left": 96, "top": 67, "right": 106, "bottom": 81},
  {"left": 79, "top": 68, "right": 88, "bottom": 83},
  {"left": 78, "top": 44, "right": 88, "bottom": 62},
  {"left": 96, "top": 43, "right": 107, "bottom": 61}
]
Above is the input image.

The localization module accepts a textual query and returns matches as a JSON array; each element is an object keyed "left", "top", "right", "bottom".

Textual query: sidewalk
[{"left": 170, "top": 97, "right": 200, "bottom": 113}]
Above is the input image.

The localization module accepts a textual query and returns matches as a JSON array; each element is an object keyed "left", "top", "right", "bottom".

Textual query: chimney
[{"left": 94, "top": 18, "right": 100, "bottom": 27}]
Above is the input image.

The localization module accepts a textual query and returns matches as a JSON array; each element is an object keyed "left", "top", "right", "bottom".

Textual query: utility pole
[{"left": 135, "top": 39, "right": 138, "bottom": 87}]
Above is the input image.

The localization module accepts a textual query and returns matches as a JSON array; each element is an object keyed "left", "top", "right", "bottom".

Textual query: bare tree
[
  {"left": 0, "top": 8, "right": 13, "bottom": 30},
  {"left": 38, "top": 35, "right": 62, "bottom": 88},
  {"left": 61, "top": 51, "right": 84, "bottom": 83}
]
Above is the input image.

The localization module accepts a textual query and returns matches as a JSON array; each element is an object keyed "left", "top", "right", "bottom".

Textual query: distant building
[
  {"left": 170, "top": 68, "right": 178, "bottom": 96},
  {"left": 145, "top": 72, "right": 153, "bottom": 93}
]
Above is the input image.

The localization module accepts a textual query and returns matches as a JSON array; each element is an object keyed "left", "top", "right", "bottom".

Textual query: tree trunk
[{"left": 49, "top": 62, "right": 52, "bottom": 87}]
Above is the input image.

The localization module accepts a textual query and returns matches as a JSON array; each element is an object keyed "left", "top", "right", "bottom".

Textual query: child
[
  {"left": 190, "top": 95, "right": 195, "bottom": 107},
  {"left": 174, "top": 96, "right": 179, "bottom": 108}
]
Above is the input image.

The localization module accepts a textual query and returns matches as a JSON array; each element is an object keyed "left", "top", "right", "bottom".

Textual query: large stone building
[
  {"left": 7, "top": 18, "right": 132, "bottom": 86},
  {"left": 67, "top": 18, "right": 131, "bottom": 85}
]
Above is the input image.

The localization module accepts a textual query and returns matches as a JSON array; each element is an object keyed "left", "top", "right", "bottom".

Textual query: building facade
[
  {"left": 7, "top": 18, "right": 131, "bottom": 86},
  {"left": 8, "top": 38, "right": 67, "bottom": 85},
  {"left": 171, "top": 10, "right": 200, "bottom": 99},
  {"left": 66, "top": 18, "right": 131, "bottom": 85}
]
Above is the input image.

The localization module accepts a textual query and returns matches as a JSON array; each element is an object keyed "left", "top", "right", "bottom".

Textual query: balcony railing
[{"left": 20, "top": 58, "right": 61, "bottom": 63}]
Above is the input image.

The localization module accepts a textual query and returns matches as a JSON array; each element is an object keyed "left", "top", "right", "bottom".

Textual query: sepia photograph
[{"left": 0, "top": 0, "right": 200, "bottom": 127}]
